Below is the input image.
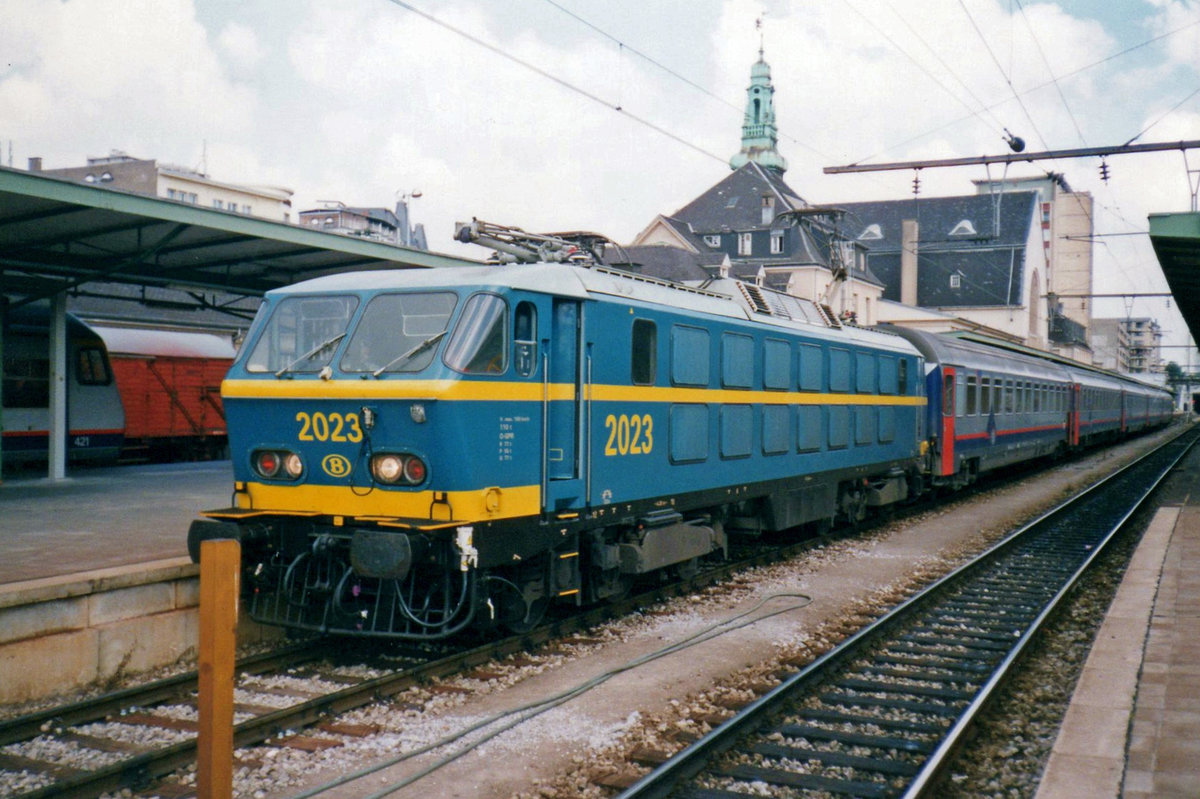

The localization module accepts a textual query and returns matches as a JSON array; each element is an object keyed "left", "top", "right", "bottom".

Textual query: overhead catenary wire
[
  {"left": 955, "top": 0, "right": 1049, "bottom": 151},
  {"left": 539, "top": 0, "right": 833, "bottom": 163},
  {"left": 842, "top": 0, "right": 1009, "bottom": 140},
  {"left": 851, "top": 15, "right": 1200, "bottom": 166},
  {"left": 382, "top": 0, "right": 729, "bottom": 166},
  {"left": 1013, "top": 0, "right": 1088, "bottom": 146}
]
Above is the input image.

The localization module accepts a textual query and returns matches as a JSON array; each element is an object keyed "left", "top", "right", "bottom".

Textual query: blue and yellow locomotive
[
  {"left": 189, "top": 226, "right": 1173, "bottom": 640},
  {"left": 190, "top": 252, "right": 930, "bottom": 638}
]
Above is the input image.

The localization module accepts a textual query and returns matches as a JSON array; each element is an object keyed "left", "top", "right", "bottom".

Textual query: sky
[{"left": 2, "top": 0, "right": 1200, "bottom": 359}]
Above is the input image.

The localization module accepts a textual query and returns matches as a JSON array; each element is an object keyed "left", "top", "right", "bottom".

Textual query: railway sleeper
[
  {"left": 797, "top": 707, "right": 948, "bottom": 734},
  {"left": 749, "top": 741, "right": 921, "bottom": 777},
  {"left": 770, "top": 722, "right": 935, "bottom": 753},
  {"left": 820, "top": 691, "right": 963, "bottom": 717},
  {"left": 717, "top": 764, "right": 893, "bottom": 799}
]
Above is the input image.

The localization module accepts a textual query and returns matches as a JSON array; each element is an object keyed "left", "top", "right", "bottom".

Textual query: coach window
[
  {"left": 966, "top": 375, "right": 978, "bottom": 415},
  {"left": 1015, "top": 381, "right": 1024, "bottom": 413},
  {"left": 2, "top": 354, "right": 49, "bottom": 408},
  {"left": 631, "top": 319, "right": 656, "bottom": 385},
  {"left": 76, "top": 348, "right": 112, "bottom": 385},
  {"left": 445, "top": 293, "right": 509, "bottom": 374},
  {"left": 980, "top": 376, "right": 992, "bottom": 414},
  {"left": 514, "top": 302, "right": 538, "bottom": 377}
]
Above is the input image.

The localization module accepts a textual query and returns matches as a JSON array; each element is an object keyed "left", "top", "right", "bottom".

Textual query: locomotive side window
[
  {"left": 76, "top": 347, "right": 112, "bottom": 385},
  {"left": 897, "top": 358, "right": 908, "bottom": 395},
  {"left": 515, "top": 302, "right": 538, "bottom": 378},
  {"left": 631, "top": 319, "right": 656, "bottom": 385},
  {"left": 247, "top": 295, "right": 359, "bottom": 374},
  {"left": 445, "top": 293, "right": 508, "bottom": 374},
  {"left": 342, "top": 292, "right": 456, "bottom": 374}
]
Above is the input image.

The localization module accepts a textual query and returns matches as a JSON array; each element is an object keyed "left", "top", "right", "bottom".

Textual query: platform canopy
[
  {"left": 0, "top": 166, "right": 480, "bottom": 309},
  {"left": 1149, "top": 211, "right": 1200, "bottom": 344}
]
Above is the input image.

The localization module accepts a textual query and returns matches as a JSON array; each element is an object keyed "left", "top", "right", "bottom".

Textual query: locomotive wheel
[{"left": 503, "top": 595, "right": 549, "bottom": 634}]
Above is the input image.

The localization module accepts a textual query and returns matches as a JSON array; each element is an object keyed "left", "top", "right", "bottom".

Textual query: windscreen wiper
[
  {"left": 372, "top": 331, "right": 447, "bottom": 377},
  {"left": 274, "top": 332, "right": 347, "bottom": 378}
]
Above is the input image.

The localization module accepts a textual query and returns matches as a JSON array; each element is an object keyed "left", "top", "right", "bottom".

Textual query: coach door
[
  {"left": 543, "top": 299, "right": 585, "bottom": 511},
  {"left": 940, "top": 367, "right": 956, "bottom": 476}
]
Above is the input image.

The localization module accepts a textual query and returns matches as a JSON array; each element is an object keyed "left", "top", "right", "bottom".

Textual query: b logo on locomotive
[{"left": 321, "top": 453, "right": 352, "bottom": 478}]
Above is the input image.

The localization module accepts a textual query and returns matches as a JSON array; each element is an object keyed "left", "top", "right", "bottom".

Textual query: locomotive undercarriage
[{"left": 189, "top": 460, "right": 918, "bottom": 640}]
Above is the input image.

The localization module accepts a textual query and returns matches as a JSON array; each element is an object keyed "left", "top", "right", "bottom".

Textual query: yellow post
[{"left": 197, "top": 538, "right": 240, "bottom": 799}]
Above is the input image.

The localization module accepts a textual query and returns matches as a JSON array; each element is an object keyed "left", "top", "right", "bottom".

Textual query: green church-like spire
[{"left": 729, "top": 45, "right": 788, "bottom": 174}]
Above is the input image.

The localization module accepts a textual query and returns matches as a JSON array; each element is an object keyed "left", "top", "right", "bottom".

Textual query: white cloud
[
  {"left": 0, "top": 0, "right": 255, "bottom": 167},
  {"left": 217, "top": 22, "right": 264, "bottom": 73}
]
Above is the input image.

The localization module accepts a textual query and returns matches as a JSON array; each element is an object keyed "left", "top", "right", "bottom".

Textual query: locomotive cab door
[{"left": 543, "top": 299, "right": 586, "bottom": 512}]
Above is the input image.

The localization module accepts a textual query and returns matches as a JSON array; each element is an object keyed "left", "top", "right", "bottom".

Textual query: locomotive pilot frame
[{"left": 189, "top": 248, "right": 1173, "bottom": 640}]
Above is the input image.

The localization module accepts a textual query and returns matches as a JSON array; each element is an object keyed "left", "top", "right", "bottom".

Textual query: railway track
[
  {"left": 616, "top": 427, "right": 1198, "bottom": 799},
  {"left": 0, "top": 523, "right": 857, "bottom": 799},
  {"left": 0, "top": 429, "right": 1184, "bottom": 799}
]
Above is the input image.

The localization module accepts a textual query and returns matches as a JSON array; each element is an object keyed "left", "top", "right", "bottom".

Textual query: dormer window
[
  {"left": 84, "top": 173, "right": 96, "bottom": 183},
  {"left": 950, "top": 273, "right": 962, "bottom": 289},
  {"left": 725, "top": 196, "right": 739, "bottom": 208},
  {"left": 704, "top": 234, "right": 721, "bottom": 248},
  {"left": 858, "top": 223, "right": 882, "bottom": 240},
  {"left": 950, "top": 219, "right": 977, "bottom": 236},
  {"left": 738, "top": 232, "right": 752, "bottom": 255},
  {"left": 761, "top": 195, "right": 776, "bottom": 224}
]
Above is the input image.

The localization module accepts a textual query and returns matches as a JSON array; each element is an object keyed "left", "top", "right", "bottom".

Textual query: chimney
[
  {"left": 28, "top": 157, "right": 42, "bottom": 172},
  {"left": 900, "top": 219, "right": 919, "bottom": 306}
]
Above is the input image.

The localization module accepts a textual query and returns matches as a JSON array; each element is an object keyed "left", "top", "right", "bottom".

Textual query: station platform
[
  {"left": 0, "top": 460, "right": 230, "bottom": 583},
  {"left": 1036, "top": 448, "right": 1200, "bottom": 798}
]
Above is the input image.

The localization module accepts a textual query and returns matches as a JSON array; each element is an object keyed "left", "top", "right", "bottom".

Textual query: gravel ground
[
  {"left": 8, "top": 423, "right": 1174, "bottom": 799},
  {"left": 241, "top": 426, "right": 1183, "bottom": 799}
]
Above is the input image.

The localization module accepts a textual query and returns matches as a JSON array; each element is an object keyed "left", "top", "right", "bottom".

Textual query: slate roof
[
  {"left": 837, "top": 191, "right": 1038, "bottom": 251},
  {"left": 673, "top": 162, "right": 806, "bottom": 231},
  {"left": 836, "top": 192, "right": 1039, "bottom": 309},
  {"left": 604, "top": 245, "right": 718, "bottom": 282}
]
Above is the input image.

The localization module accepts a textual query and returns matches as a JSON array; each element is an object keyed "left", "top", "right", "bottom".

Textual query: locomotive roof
[{"left": 274, "top": 264, "right": 919, "bottom": 355}]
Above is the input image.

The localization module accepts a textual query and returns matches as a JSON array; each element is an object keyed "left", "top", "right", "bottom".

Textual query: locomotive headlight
[
  {"left": 371, "top": 453, "right": 405, "bottom": 484},
  {"left": 403, "top": 456, "right": 427, "bottom": 484},
  {"left": 254, "top": 450, "right": 281, "bottom": 478},
  {"left": 283, "top": 451, "right": 304, "bottom": 479}
]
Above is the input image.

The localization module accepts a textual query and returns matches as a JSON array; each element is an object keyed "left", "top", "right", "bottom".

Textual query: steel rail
[
  {"left": 617, "top": 426, "right": 1197, "bottom": 799},
  {"left": 5, "top": 427, "right": 1185, "bottom": 798}
]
